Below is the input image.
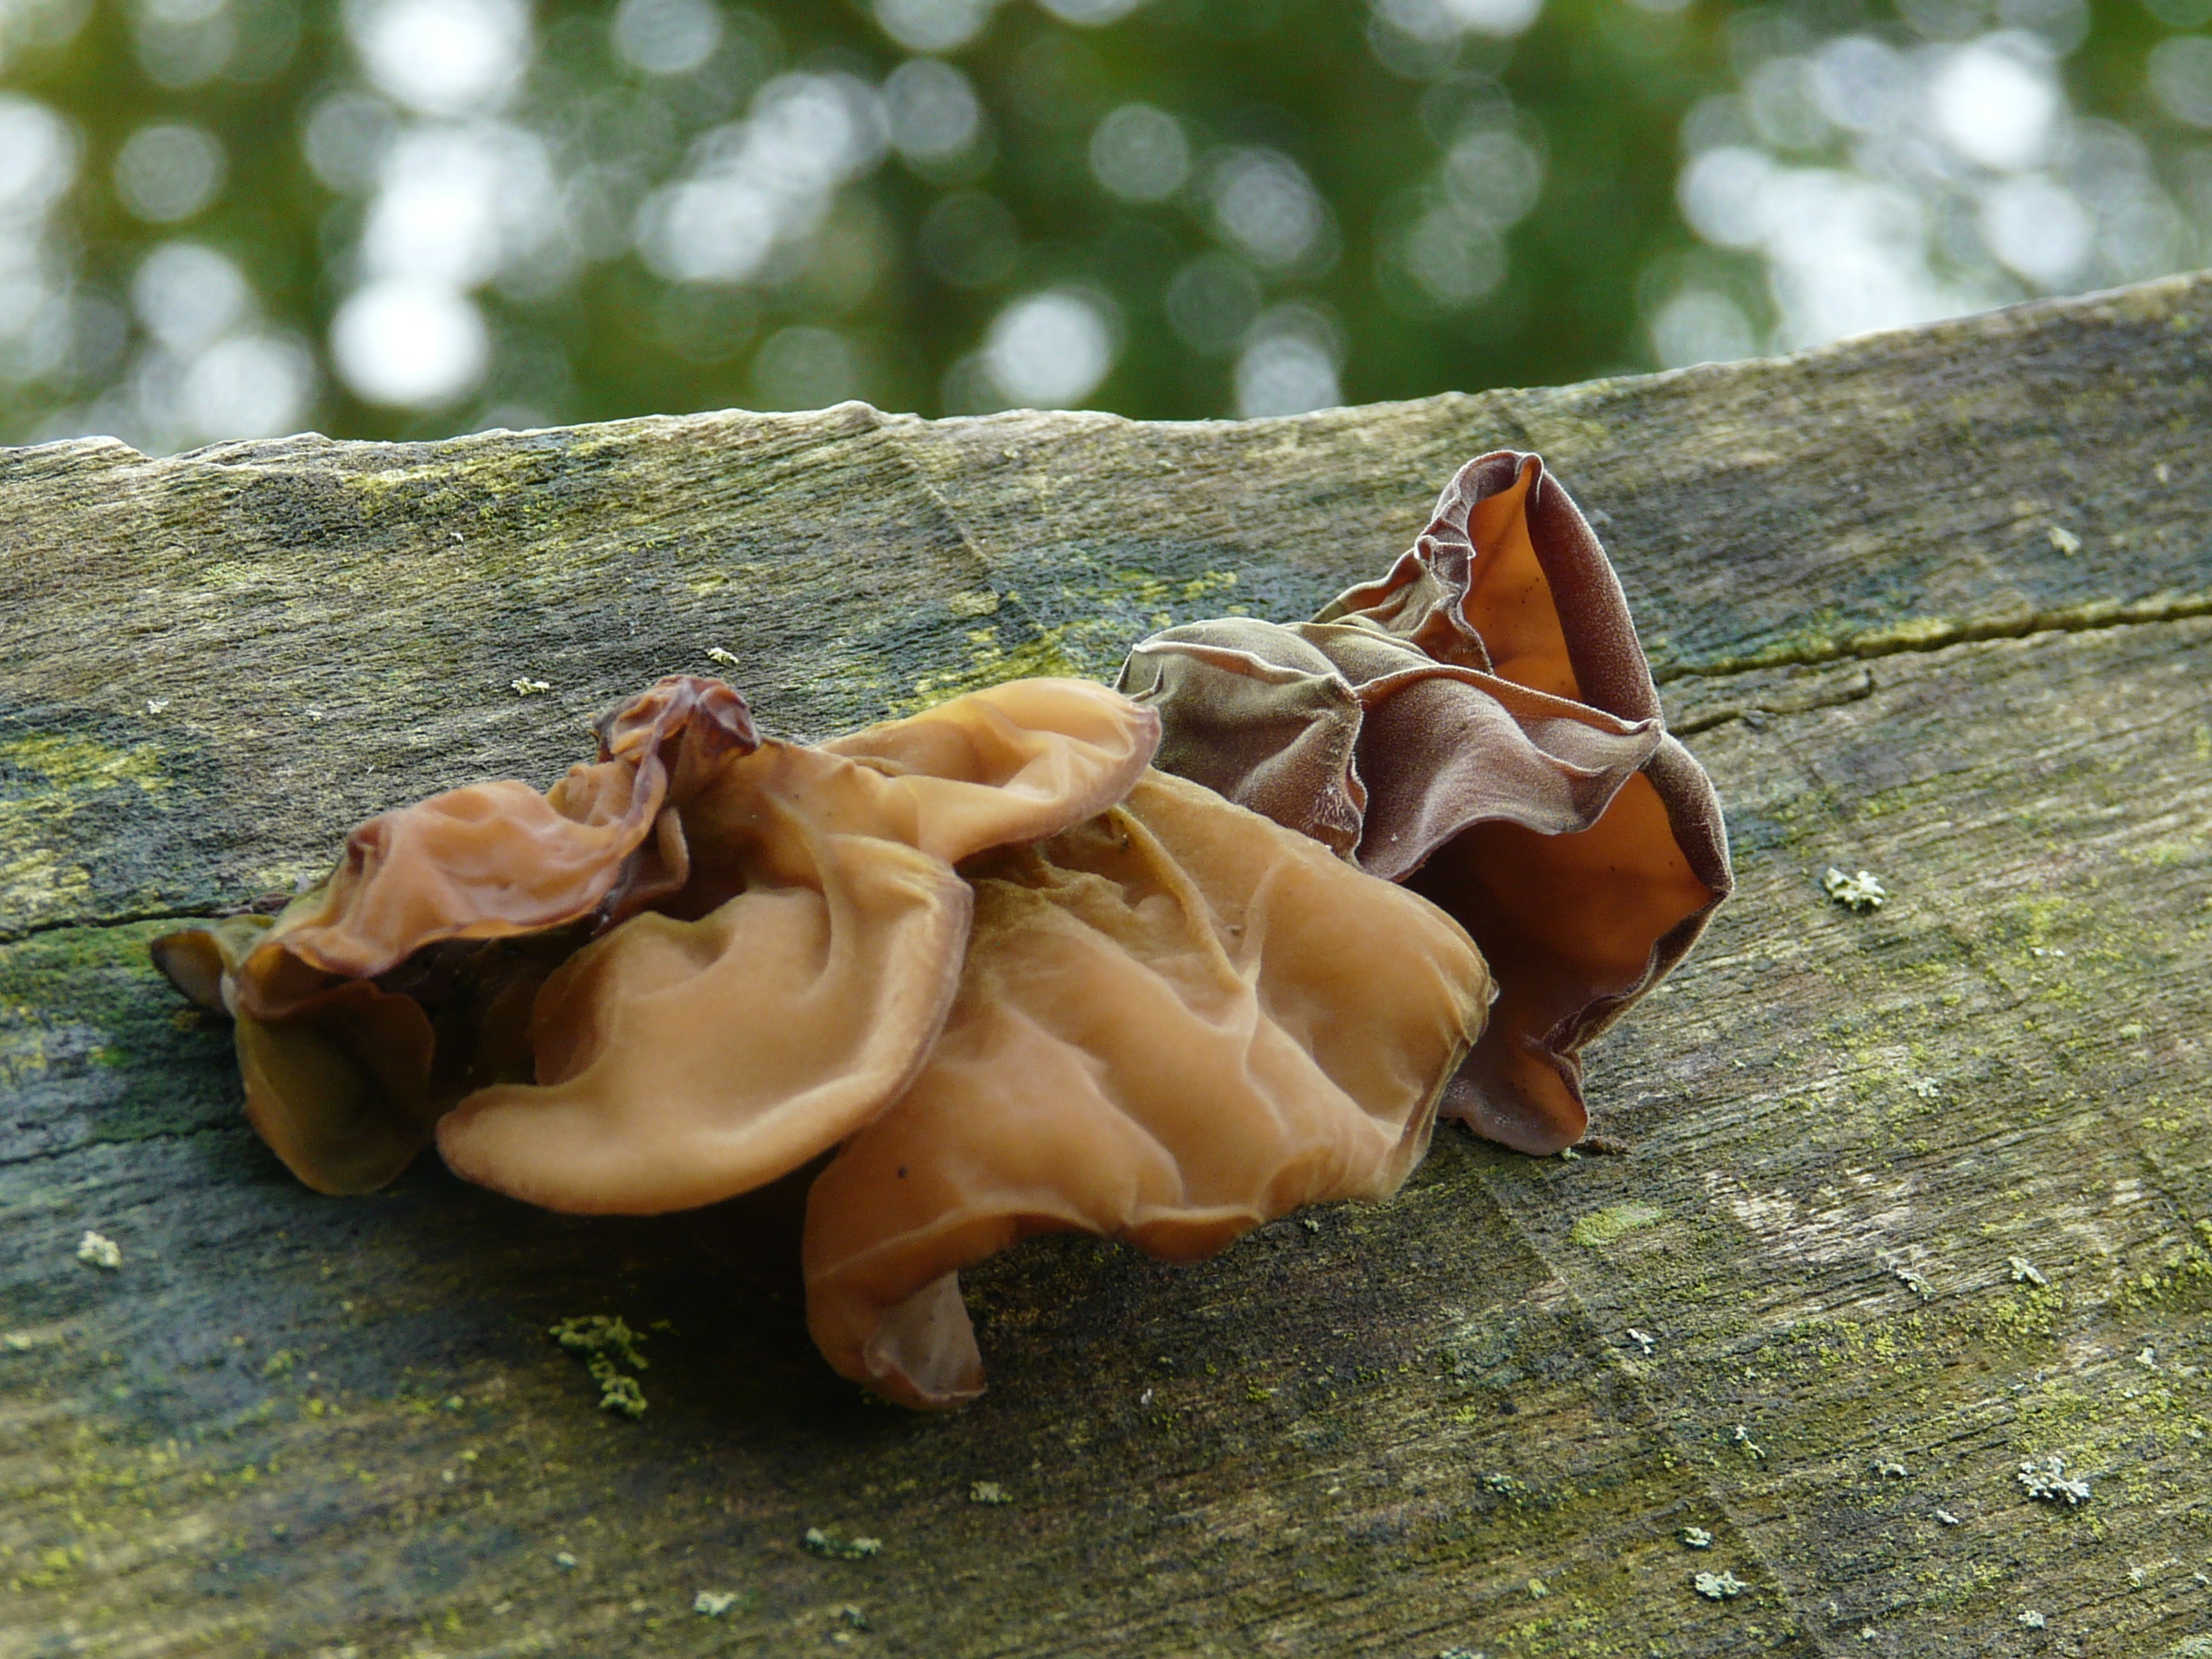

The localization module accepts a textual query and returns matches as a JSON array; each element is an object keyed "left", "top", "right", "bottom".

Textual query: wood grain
[{"left": 3, "top": 272, "right": 2209, "bottom": 1659}]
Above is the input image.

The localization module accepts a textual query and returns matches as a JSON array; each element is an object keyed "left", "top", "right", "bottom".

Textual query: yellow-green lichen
[
  {"left": 0, "top": 732, "right": 171, "bottom": 927},
  {"left": 1569, "top": 1203, "right": 1666, "bottom": 1249},
  {"left": 550, "top": 1316, "right": 650, "bottom": 1418}
]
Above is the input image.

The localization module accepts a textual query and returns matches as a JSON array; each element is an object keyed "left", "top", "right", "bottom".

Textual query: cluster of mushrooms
[{"left": 154, "top": 452, "right": 1731, "bottom": 1409}]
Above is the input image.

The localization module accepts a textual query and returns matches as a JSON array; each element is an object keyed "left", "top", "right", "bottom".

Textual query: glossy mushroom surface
[
  {"left": 802, "top": 770, "right": 1491, "bottom": 1408},
  {"left": 152, "top": 675, "right": 1160, "bottom": 1203},
  {"left": 438, "top": 677, "right": 1160, "bottom": 1214},
  {"left": 1117, "top": 450, "right": 1732, "bottom": 1154},
  {"left": 150, "top": 677, "right": 758, "bottom": 1194}
]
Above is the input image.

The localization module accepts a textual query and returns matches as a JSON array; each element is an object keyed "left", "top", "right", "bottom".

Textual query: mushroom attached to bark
[
  {"left": 152, "top": 674, "right": 1159, "bottom": 1208},
  {"left": 802, "top": 770, "right": 1491, "bottom": 1408},
  {"left": 1116, "top": 450, "right": 1731, "bottom": 1155},
  {"left": 152, "top": 677, "right": 758, "bottom": 1193}
]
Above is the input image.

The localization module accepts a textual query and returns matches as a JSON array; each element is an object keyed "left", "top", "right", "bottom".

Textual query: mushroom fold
[
  {"left": 438, "top": 677, "right": 1162, "bottom": 1214},
  {"left": 1116, "top": 450, "right": 1732, "bottom": 1154},
  {"left": 152, "top": 675, "right": 1160, "bottom": 1204},
  {"left": 802, "top": 771, "right": 1490, "bottom": 1408}
]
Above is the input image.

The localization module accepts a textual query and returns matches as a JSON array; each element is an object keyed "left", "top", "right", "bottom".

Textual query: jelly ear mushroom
[
  {"left": 801, "top": 770, "right": 1489, "bottom": 1409},
  {"left": 1360, "top": 454, "right": 1730, "bottom": 1153},
  {"left": 1118, "top": 451, "right": 1731, "bottom": 1157},
  {"left": 819, "top": 676, "right": 1160, "bottom": 860},
  {"left": 434, "top": 680, "right": 1160, "bottom": 1217},
  {"left": 149, "top": 912, "right": 271, "bottom": 1014},
  {"left": 153, "top": 911, "right": 438, "bottom": 1193},
  {"left": 247, "top": 675, "right": 756, "bottom": 1001},
  {"left": 149, "top": 677, "right": 757, "bottom": 1195}
]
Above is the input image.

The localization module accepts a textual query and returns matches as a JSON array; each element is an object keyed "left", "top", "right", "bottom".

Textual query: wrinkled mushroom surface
[
  {"left": 803, "top": 770, "right": 1491, "bottom": 1408},
  {"left": 152, "top": 675, "right": 1159, "bottom": 1205},
  {"left": 1117, "top": 450, "right": 1731, "bottom": 1155},
  {"left": 440, "top": 677, "right": 1160, "bottom": 1215}
]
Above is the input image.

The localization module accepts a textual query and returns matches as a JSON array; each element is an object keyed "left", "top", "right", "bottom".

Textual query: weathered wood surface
[{"left": 3, "top": 272, "right": 2210, "bottom": 1659}]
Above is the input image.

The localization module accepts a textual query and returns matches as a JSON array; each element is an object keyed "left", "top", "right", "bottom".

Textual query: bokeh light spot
[
  {"left": 178, "top": 330, "right": 316, "bottom": 442},
  {"left": 1649, "top": 288, "right": 1755, "bottom": 368},
  {"left": 2149, "top": 36, "right": 2212, "bottom": 130},
  {"left": 886, "top": 59, "right": 982, "bottom": 162},
  {"left": 612, "top": 0, "right": 722, "bottom": 76},
  {"left": 752, "top": 323, "right": 862, "bottom": 409},
  {"left": 1165, "top": 252, "right": 1259, "bottom": 354},
  {"left": 1089, "top": 104, "right": 1188, "bottom": 202},
  {"left": 330, "top": 278, "right": 490, "bottom": 407},
  {"left": 1035, "top": 0, "right": 1148, "bottom": 27},
  {"left": 131, "top": 240, "right": 251, "bottom": 353},
  {"left": 1208, "top": 148, "right": 1328, "bottom": 270},
  {"left": 873, "top": 0, "right": 995, "bottom": 55},
  {"left": 346, "top": 0, "right": 531, "bottom": 118},
  {"left": 1929, "top": 34, "right": 2059, "bottom": 171},
  {"left": 1234, "top": 309, "right": 1342, "bottom": 417},
  {"left": 114, "top": 123, "right": 226, "bottom": 222},
  {"left": 983, "top": 289, "right": 1115, "bottom": 407},
  {"left": 0, "top": 96, "right": 79, "bottom": 219},
  {"left": 1980, "top": 175, "right": 2091, "bottom": 287}
]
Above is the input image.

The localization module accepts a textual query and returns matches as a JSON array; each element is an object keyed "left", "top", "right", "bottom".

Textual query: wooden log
[{"left": 3, "top": 271, "right": 2209, "bottom": 1659}]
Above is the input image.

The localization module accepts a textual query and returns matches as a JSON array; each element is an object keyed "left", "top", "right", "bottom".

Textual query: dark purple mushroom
[{"left": 1117, "top": 450, "right": 1732, "bottom": 1154}]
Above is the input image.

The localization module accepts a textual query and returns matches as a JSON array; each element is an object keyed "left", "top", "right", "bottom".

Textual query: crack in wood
[{"left": 1656, "top": 591, "right": 2212, "bottom": 682}]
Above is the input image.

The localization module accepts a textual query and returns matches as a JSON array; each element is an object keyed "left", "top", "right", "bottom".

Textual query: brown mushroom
[
  {"left": 801, "top": 769, "right": 1491, "bottom": 1408},
  {"left": 256, "top": 674, "right": 758, "bottom": 1000},
  {"left": 150, "top": 677, "right": 757, "bottom": 1193},
  {"left": 152, "top": 675, "right": 1158, "bottom": 1205},
  {"left": 433, "top": 677, "right": 1161, "bottom": 1215},
  {"left": 1116, "top": 451, "right": 1731, "bottom": 1155}
]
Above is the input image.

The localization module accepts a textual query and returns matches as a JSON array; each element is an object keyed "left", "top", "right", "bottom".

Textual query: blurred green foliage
[{"left": 0, "top": 0, "right": 2199, "bottom": 447}]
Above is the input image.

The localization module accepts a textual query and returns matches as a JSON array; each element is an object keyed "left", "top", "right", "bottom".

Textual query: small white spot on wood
[
  {"left": 512, "top": 678, "right": 551, "bottom": 696},
  {"left": 2016, "top": 1455, "right": 2090, "bottom": 1507},
  {"left": 2047, "top": 524, "right": 2081, "bottom": 556},
  {"left": 804, "top": 1527, "right": 882, "bottom": 1560},
  {"left": 1692, "top": 1569, "right": 1747, "bottom": 1599},
  {"left": 76, "top": 1231, "right": 122, "bottom": 1270},
  {"left": 693, "top": 1590, "right": 738, "bottom": 1617},
  {"left": 1821, "top": 867, "right": 1887, "bottom": 912}
]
